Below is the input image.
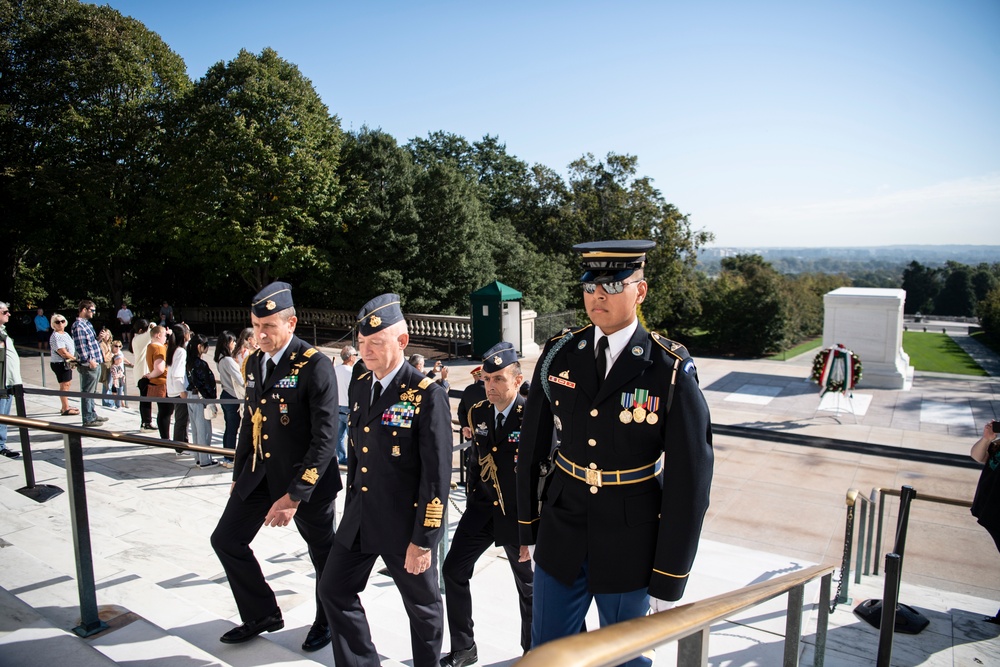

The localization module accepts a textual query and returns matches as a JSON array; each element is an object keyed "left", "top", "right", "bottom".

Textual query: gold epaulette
[
  {"left": 418, "top": 377, "right": 433, "bottom": 390},
  {"left": 550, "top": 323, "right": 592, "bottom": 343},
  {"left": 650, "top": 331, "right": 690, "bottom": 361},
  {"left": 303, "top": 348, "right": 318, "bottom": 358}
]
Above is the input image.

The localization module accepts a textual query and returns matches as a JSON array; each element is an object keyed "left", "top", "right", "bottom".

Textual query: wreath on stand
[{"left": 811, "top": 344, "right": 863, "bottom": 396}]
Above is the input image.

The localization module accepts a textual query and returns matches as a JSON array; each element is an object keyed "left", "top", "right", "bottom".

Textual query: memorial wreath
[{"left": 811, "top": 344, "right": 863, "bottom": 396}]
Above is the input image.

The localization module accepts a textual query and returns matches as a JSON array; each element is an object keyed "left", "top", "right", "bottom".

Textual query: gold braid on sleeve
[{"left": 478, "top": 452, "right": 505, "bottom": 515}]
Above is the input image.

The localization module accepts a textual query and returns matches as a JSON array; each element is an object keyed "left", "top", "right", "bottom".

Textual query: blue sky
[{"left": 101, "top": 0, "right": 1000, "bottom": 248}]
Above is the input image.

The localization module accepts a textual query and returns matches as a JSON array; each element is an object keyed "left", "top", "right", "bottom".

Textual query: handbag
[{"left": 147, "top": 382, "right": 167, "bottom": 398}]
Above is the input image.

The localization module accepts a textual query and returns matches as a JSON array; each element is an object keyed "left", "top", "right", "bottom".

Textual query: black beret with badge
[
  {"left": 251, "top": 281, "right": 294, "bottom": 317},
  {"left": 356, "top": 293, "right": 405, "bottom": 335},
  {"left": 482, "top": 341, "right": 517, "bottom": 373},
  {"left": 573, "top": 239, "right": 656, "bottom": 283}
]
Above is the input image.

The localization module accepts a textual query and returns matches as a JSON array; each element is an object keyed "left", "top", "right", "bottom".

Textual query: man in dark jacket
[
  {"left": 440, "top": 343, "right": 531, "bottom": 666},
  {"left": 211, "top": 281, "right": 342, "bottom": 652},
  {"left": 320, "top": 294, "right": 453, "bottom": 667},
  {"left": 517, "top": 240, "right": 714, "bottom": 667}
]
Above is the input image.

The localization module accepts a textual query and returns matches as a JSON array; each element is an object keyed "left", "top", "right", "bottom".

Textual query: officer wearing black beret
[
  {"left": 516, "top": 241, "right": 714, "bottom": 666},
  {"left": 440, "top": 342, "right": 532, "bottom": 666},
  {"left": 319, "top": 294, "right": 453, "bottom": 667},
  {"left": 210, "top": 281, "right": 343, "bottom": 651}
]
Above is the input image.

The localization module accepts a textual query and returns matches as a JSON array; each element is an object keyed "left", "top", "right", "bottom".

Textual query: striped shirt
[{"left": 72, "top": 318, "right": 102, "bottom": 364}]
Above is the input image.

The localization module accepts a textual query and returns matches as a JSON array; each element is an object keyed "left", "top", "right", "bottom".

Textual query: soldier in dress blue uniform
[
  {"left": 210, "top": 281, "right": 342, "bottom": 652},
  {"left": 516, "top": 240, "right": 714, "bottom": 667},
  {"left": 319, "top": 294, "right": 453, "bottom": 667},
  {"left": 440, "top": 342, "right": 532, "bottom": 667}
]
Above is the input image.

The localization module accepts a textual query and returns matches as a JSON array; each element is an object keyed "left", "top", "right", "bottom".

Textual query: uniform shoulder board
[
  {"left": 650, "top": 331, "right": 692, "bottom": 362},
  {"left": 418, "top": 377, "right": 433, "bottom": 390},
  {"left": 471, "top": 399, "right": 490, "bottom": 411},
  {"left": 550, "top": 323, "right": 592, "bottom": 343},
  {"left": 303, "top": 348, "right": 318, "bottom": 358}
]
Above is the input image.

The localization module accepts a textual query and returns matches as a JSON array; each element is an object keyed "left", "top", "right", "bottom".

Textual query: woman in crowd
[
  {"left": 144, "top": 326, "right": 170, "bottom": 438},
  {"left": 234, "top": 327, "right": 257, "bottom": 376},
  {"left": 166, "top": 323, "right": 191, "bottom": 450},
  {"left": 971, "top": 419, "right": 1000, "bottom": 624},
  {"left": 48, "top": 314, "right": 78, "bottom": 416},
  {"left": 214, "top": 330, "right": 243, "bottom": 469},
  {"left": 99, "top": 327, "right": 115, "bottom": 408},
  {"left": 186, "top": 333, "right": 218, "bottom": 468}
]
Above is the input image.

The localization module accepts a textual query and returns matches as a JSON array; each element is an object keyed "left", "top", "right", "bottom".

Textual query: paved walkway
[{"left": 2, "top": 333, "right": 1000, "bottom": 665}]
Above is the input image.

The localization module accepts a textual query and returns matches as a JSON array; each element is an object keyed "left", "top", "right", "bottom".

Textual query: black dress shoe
[
  {"left": 440, "top": 644, "right": 478, "bottom": 667},
  {"left": 301, "top": 622, "right": 332, "bottom": 652},
  {"left": 219, "top": 611, "right": 284, "bottom": 643}
]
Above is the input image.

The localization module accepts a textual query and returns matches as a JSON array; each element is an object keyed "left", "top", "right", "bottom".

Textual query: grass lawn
[
  {"left": 903, "top": 332, "right": 988, "bottom": 376},
  {"left": 768, "top": 337, "right": 822, "bottom": 361}
]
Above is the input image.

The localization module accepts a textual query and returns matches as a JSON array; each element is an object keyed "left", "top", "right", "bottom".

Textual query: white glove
[
  {"left": 527, "top": 544, "right": 535, "bottom": 571},
  {"left": 649, "top": 597, "right": 676, "bottom": 614}
]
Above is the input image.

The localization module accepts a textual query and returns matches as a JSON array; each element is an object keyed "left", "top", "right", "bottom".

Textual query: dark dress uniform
[
  {"left": 443, "top": 393, "right": 533, "bottom": 654},
  {"left": 211, "top": 334, "right": 342, "bottom": 627},
  {"left": 319, "top": 358, "right": 453, "bottom": 667},
  {"left": 517, "top": 322, "right": 713, "bottom": 644}
]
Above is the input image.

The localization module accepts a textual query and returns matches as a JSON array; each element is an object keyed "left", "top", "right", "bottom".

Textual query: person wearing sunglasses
[
  {"left": 0, "top": 301, "right": 23, "bottom": 459},
  {"left": 71, "top": 299, "right": 107, "bottom": 427},
  {"left": 49, "top": 314, "right": 79, "bottom": 416},
  {"left": 516, "top": 240, "right": 714, "bottom": 667}
]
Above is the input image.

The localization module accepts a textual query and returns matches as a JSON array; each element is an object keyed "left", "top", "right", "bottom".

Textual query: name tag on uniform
[
  {"left": 475, "top": 422, "right": 489, "bottom": 436},
  {"left": 383, "top": 401, "right": 415, "bottom": 428},
  {"left": 276, "top": 375, "right": 298, "bottom": 389}
]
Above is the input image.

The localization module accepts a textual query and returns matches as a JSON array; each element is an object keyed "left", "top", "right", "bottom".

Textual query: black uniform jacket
[
  {"left": 465, "top": 394, "right": 526, "bottom": 547},
  {"left": 458, "top": 381, "right": 487, "bottom": 432},
  {"left": 516, "top": 323, "right": 713, "bottom": 600},
  {"left": 337, "top": 360, "right": 452, "bottom": 554},
  {"left": 233, "top": 336, "right": 343, "bottom": 504}
]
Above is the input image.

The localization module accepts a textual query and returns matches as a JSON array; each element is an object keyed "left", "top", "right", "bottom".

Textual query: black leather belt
[{"left": 555, "top": 451, "right": 661, "bottom": 487}]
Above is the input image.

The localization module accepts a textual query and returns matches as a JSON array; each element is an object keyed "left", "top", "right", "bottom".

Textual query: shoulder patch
[
  {"left": 303, "top": 348, "right": 318, "bottom": 358},
  {"left": 418, "top": 377, "right": 433, "bottom": 390},
  {"left": 550, "top": 323, "right": 592, "bottom": 343},
  {"left": 651, "top": 332, "right": 691, "bottom": 362}
]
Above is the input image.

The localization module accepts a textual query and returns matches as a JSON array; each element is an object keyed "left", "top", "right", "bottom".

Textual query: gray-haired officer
[
  {"left": 516, "top": 240, "right": 714, "bottom": 667},
  {"left": 440, "top": 342, "right": 532, "bottom": 666},
  {"left": 319, "top": 294, "right": 452, "bottom": 667},
  {"left": 211, "top": 281, "right": 342, "bottom": 652}
]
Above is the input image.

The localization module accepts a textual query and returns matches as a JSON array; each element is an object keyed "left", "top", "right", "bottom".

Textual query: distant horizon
[{"left": 98, "top": 1, "right": 1000, "bottom": 248}]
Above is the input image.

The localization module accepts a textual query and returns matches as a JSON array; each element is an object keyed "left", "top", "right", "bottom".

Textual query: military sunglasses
[{"left": 581, "top": 279, "right": 644, "bottom": 295}]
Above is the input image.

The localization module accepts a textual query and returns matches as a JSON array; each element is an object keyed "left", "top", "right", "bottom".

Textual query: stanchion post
[
  {"left": 876, "top": 553, "right": 901, "bottom": 667},
  {"left": 13, "top": 385, "right": 35, "bottom": 488},
  {"left": 64, "top": 431, "right": 108, "bottom": 637}
]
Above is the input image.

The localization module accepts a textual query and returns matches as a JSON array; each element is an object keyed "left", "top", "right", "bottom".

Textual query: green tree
[
  {"left": 163, "top": 48, "right": 342, "bottom": 294},
  {"left": 329, "top": 127, "right": 421, "bottom": 308},
  {"left": 978, "top": 286, "right": 1000, "bottom": 340},
  {"left": 564, "top": 153, "right": 712, "bottom": 332},
  {"left": 934, "top": 262, "right": 976, "bottom": 317},
  {"left": 701, "top": 254, "right": 790, "bottom": 356},
  {"left": 971, "top": 263, "right": 999, "bottom": 306},
  {"left": 1, "top": 0, "right": 190, "bottom": 306},
  {"left": 901, "top": 261, "right": 940, "bottom": 314}
]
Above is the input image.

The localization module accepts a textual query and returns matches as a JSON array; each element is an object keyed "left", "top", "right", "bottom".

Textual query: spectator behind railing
[
  {"left": 215, "top": 330, "right": 243, "bottom": 469},
  {"left": 0, "top": 301, "right": 23, "bottom": 458},
  {"left": 970, "top": 419, "right": 1000, "bottom": 624},
  {"left": 187, "top": 333, "right": 219, "bottom": 468},
  {"left": 48, "top": 313, "right": 79, "bottom": 417}
]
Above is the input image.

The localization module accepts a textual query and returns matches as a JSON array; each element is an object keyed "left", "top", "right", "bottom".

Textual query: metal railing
[
  {"left": 872, "top": 486, "right": 971, "bottom": 576},
  {"left": 516, "top": 563, "right": 836, "bottom": 667}
]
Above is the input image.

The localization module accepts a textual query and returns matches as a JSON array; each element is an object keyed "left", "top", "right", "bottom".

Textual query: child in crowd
[{"left": 109, "top": 340, "right": 133, "bottom": 408}]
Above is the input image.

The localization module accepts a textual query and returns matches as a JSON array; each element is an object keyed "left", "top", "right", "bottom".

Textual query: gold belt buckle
[{"left": 585, "top": 468, "right": 602, "bottom": 487}]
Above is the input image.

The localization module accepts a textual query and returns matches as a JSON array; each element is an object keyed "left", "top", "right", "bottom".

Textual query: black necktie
[
  {"left": 265, "top": 358, "right": 276, "bottom": 382},
  {"left": 496, "top": 412, "right": 504, "bottom": 436},
  {"left": 371, "top": 381, "right": 382, "bottom": 405},
  {"left": 595, "top": 336, "right": 609, "bottom": 386}
]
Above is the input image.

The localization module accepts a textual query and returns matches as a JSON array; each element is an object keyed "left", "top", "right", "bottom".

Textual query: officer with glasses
[{"left": 516, "top": 240, "right": 714, "bottom": 667}]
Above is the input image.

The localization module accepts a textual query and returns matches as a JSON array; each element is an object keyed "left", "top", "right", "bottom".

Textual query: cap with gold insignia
[
  {"left": 470, "top": 366, "right": 483, "bottom": 378},
  {"left": 357, "top": 293, "right": 404, "bottom": 335},
  {"left": 252, "top": 281, "right": 294, "bottom": 317},
  {"left": 573, "top": 240, "right": 655, "bottom": 283},
  {"left": 482, "top": 342, "right": 518, "bottom": 373}
]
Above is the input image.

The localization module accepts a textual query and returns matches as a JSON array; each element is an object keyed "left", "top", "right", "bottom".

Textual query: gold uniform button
[
  {"left": 263, "top": 434, "right": 269, "bottom": 440},
  {"left": 555, "top": 400, "right": 560, "bottom": 406},
  {"left": 361, "top": 467, "right": 368, "bottom": 473},
  {"left": 265, "top": 452, "right": 271, "bottom": 458},
  {"left": 414, "top": 502, "right": 418, "bottom": 508},
  {"left": 262, "top": 416, "right": 267, "bottom": 422},
  {"left": 588, "top": 438, "right": 597, "bottom": 447},
  {"left": 364, "top": 426, "right": 370, "bottom": 433},
  {"left": 392, "top": 430, "right": 397, "bottom": 436},
  {"left": 492, "top": 447, "right": 498, "bottom": 452},
  {"left": 588, "top": 462, "right": 597, "bottom": 470},
  {"left": 261, "top": 399, "right": 266, "bottom": 405},
  {"left": 362, "top": 486, "right": 368, "bottom": 492},
  {"left": 590, "top": 409, "right": 598, "bottom": 417},
  {"left": 589, "top": 486, "right": 599, "bottom": 494},
  {"left": 362, "top": 446, "right": 369, "bottom": 453},
  {"left": 493, "top": 501, "right": 499, "bottom": 506}
]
